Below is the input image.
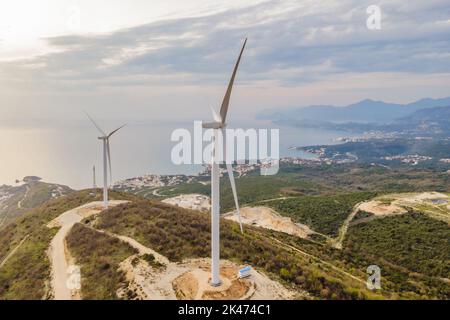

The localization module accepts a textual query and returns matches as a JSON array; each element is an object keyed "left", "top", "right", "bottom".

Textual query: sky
[
  {"left": 0, "top": 0, "right": 449, "bottom": 188},
  {"left": 0, "top": 0, "right": 450, "bottom": 127}
]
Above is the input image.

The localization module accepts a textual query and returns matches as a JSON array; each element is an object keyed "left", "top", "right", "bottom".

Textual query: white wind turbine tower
[
  {"left": 85, "top": 113, "right": 125, "bottom": 208},
  {"left": 203, "top": 38, "right": 246, "bottom": 287},
  {"left": 93, "top": 165, "right": 96, "bottom": 191}
]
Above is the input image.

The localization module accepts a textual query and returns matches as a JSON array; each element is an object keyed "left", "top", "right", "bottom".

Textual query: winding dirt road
[
  {"left": 0, "top": 235, "right": 29, "bottom": 269},
  {"left": 17, "top": 185, "right": 30, "bottom": 209},
  {"left": 267, "top": 234, "right": 365, "bottom": 285},
  {"left": 331, "top": 203, "right": 363, "bottom": 249},
  {"left": 47, "top": 200, "right": 128, "bottom": 300}
]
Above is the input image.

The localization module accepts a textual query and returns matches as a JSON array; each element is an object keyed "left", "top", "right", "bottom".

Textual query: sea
[{"left": 0, "top": 119, "right": 355, "bottom": 189}]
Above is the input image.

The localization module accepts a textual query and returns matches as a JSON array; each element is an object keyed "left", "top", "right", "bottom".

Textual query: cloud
[
  {"left": 0, "top": 0, "right": 449, "bottom": 125},
  {"left": 1, "top": 0, "right": 448, "bottom": 89}
]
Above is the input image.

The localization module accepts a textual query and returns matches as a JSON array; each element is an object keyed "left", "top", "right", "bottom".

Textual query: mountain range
[{"left": 258, "top": 96, "right": 450, "bottom": 124}]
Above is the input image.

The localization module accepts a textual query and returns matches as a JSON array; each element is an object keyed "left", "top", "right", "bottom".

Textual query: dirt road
[
  {"left": 0, "top": 234, "right": 29, "bottom": 269},
  {"left": 331, "top": 203, "right": 364, "bottom": 249},
  {"left": 48, "top": 200, "right": 128, "bottom": 300},
  {"left": 17, "top": 185, "right": 30, "bottom": 209},
  {"left": 97, "top": 229, "right": 298, "bottom": 300},
  {"left": 267, "top": 234, "right": 365, "bottom": 285}
]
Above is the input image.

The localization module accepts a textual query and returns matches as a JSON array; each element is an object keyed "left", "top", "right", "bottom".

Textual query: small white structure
[{"left": 238, "top": 266, "right": 252, "bottom": 279}]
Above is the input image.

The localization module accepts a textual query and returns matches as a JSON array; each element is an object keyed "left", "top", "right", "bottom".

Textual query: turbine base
[{"left": 209, "top": 279, "right": 222, "bottom": 287}]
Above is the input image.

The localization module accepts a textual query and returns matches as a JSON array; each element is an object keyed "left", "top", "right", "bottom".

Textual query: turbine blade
[
  {"left": 106, "top": 139, "right": 112, "bottom": 187},
  {"left": 226, "top": 162, "right": 243, "bottom": 233},
  {"left": 84, "top": 111, "right": 106, "bottom": 136},
  {"left": 210, "top": 106, "right": 221, "bottom": 123},
  {"left": 219, "top": 38, "right": 247, "bottom": 124},
  {"left": 108, "top": 124, "right": 126, "bottom": 138}
]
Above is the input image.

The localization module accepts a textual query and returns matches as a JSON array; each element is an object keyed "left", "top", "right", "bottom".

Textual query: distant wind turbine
[
  {"left": 93, "top": 165, "right": 96, "bottom": 191},
  {"left": 85, "top": 112, "right": 125, "bottom": 208},
  {"left": 203, "top": 38, "right": 247, "bottom": 287}
]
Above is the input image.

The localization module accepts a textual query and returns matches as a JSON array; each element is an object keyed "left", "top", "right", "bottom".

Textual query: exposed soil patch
[
  {"left": 357, "top": 201, "right": 407, "bottom": 216},
  {"left": 224, "top": 206, "right": 314, "bottom": 239},
  {"left": 119, "top": 256, "right": 297, "bottom": 300},
  {"left": 355, "top": 192, "right": 450, "bottom": 223},
  {"left": 162, "top": 194, "right": 210, "bottom": 213}
]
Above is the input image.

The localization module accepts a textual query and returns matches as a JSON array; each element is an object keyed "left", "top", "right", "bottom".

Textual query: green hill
[
  {"left": 0, "top": 179, "right": 73, "bottom": 229},
  {"left": 0, "top": 187, "right": 448, "bottom": 300},
  {"left": 0, "top": 190, "right": 138, "bottom": 299}
]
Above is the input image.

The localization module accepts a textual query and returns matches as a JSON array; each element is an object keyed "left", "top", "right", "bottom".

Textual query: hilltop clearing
[
  {"left": 224, "top": 206, "right": 315, "bottom": 239},
  {"left": 353, "top": 192, "right": 450, "bottom": 224},
  {"left": 162, "top": 194, "right": 210, "bottom": 213}
]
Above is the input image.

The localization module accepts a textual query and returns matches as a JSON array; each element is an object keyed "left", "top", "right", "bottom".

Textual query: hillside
[
  {"left": 264, "top": 192, "right": 377, "bottom": 237},
  {"left": 68, "top": 199, "right": 383, "bottom": 299},
  {"left": 0, "top": 181, "right": 448, "bottom": 300},
  {"left": 345, "top": 212, "right": 449, "bottom": 280},
  {"left": 0, "top": 178, "right": 73, "bottom": 229},
  {"left": 394, "top": 106, "right": 450, "bottom": 135},
  {"left": 1, "top": 191, "right": 370, "bottom": 300},
  {"left": 128, "top": 163, "right": 450, "bottom": 212},
  {"left": 0, "top": 189, "right": 138, "bottom": 299}
]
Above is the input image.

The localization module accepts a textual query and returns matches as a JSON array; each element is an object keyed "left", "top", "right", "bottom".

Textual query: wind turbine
[
  {"left": 203, "top": 38, "right": 246, "bottom": 287},
  {"left": 85, "top": 113, "right": 125, "bottom": 208},
  {"left": 90, "top": 165, "right": 97, "bottom": 197},
  {"left": 93, "top": 165, "right": 96, "bottom": 191}
]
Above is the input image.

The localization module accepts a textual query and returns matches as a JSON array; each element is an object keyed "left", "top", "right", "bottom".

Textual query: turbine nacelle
[{"left": 202, "top": 121, "right": 226, "bottom": 129}]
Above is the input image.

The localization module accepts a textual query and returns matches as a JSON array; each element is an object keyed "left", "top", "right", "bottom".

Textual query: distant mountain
[
  {"left": 390, "top": 105, "right": 450, "bottom": 136},
  {"left": 405, "top": 97, "right": 450, "bottom": 110},
  {"left": 0, "top": 178, "right": 73, "bottom": 228},
  {"left": 397, "top": 105, "right": 450, "bottom": 125},
  {"left": 259, "top": 97, "right": 450, "bottom": 124}
]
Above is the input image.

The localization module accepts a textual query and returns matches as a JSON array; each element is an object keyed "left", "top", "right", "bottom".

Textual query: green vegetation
[
  {"left": 152, "top": 174, "right": 322, "bottom": 210},
  {"left": 352, "top": 210, "right": 374, "bottom": 220},
  {"left": 157, "top": 183, "right": 210, "bottom": 198},
  {"left": 1, "top": 162, "right": 449, "bottom": 300},
  {"left": 280, "top": 163, "right": 450, "bottom": 194},
  {"left": 0, "top": 182, "right": 73, "bottom": 228},
  {"left": 110, "top": 163, "right": 450, "bottom": 300},
  {"left": 0, "top": 189, "right": 139, "bottom": 299},
  {"left": 265, "top": 193, "right": 377, "bottom": 236},
  {"left": 345, "top": 212, "right": 450, "bottom": 279},
  {"left": 342, "top": 212, "right": 450, "bottom": 299},
  {"left": 304, "top": 138, "right": 450, "bottom": 163},
  {"left": 95, "top": 199, "right": 391, "bottom": 300},
  {"left": 220, "top": 175, "right": 322, "bottom": 212},
  {"left": 140, "top": 253, "right": 165, "bottom": 269},
  {"left": 0, "top": 227, "right": 56, "bottom": 299},
  {"left": 20, "top": 182, "right": 72, "bottom": 209},
  {"left": 275, "top": 226, "right": 450, "bottom": 300},
  {"left": 66, "top": 224, "right": 137, "bottom": 299},
  {"left": 127, "top": 163, "right": 450, "bottom": 213}
]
